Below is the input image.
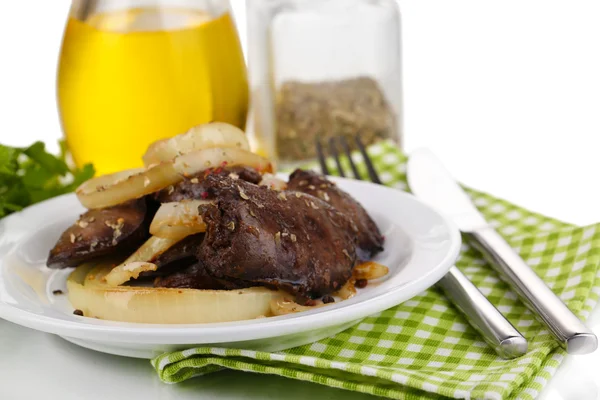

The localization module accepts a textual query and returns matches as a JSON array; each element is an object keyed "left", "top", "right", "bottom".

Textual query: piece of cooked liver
[
  {"left": 195, "top": 174, "right": 358, "bottom": 299},
  {"left": 287, "top": 169, "right": 384, "bottom": 260},
  {"left": 154, "top": 166, "right": 262, "bottom": 203},
  {"left": 47, "top": 198, "right": 151, "bottom": 269}
]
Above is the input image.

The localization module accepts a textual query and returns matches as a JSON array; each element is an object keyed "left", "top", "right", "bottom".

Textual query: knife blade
[{"left": 407, "top": 148, "right": 598, "bottom": 355}]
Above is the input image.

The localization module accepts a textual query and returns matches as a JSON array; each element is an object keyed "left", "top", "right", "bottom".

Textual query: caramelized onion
[
  {"left": 173, "top": 147, "right": 273, "bottom": 176},
  {"left": 143, "top": 123, "right": 250, "bottom": 166},
  {"left": 335, "top": 279, "right": 357, "bottom": 300},
  {"left": 104, "top": 262, "right": 158, "bottom": 287},
  {"left": 150, "top": 200, "right": 213, "bottom": 240},
  {"left": 353, "top": 261, "right": 389, "bottom": 280},
  {"left": 76, "top": 162, "right": 180, "bottom": 209},
  {"left": 67, "top": 262, "right": 284, "bottom": 324},
  {"left": 104, "top": 236, "right": 180, "bottom": 286},
  {"left": 270, "top": 298, "right": 325, "bottom": 316},
  {"left": 82, "top": 259, "right": 119, "bottom": 289},
  {"left": 259, "top": 173, "right": 288, "bottom": 191},
  {"left": 77, "top": 148, "right": 273, "bottom": 210}
]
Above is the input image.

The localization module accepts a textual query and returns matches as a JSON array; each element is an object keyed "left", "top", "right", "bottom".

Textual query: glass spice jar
[{"left": 247, "top": 0, "right": 402, "bottom": 166}]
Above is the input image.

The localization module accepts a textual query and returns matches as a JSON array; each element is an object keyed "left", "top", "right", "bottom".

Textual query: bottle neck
[{"left": 71, "top": 0, "right": 230, "bottom": 21}]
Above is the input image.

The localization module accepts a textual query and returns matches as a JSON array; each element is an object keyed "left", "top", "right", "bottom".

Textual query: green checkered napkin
[{"left": 153, "top": 141, "right": 600, "bottom": 400}]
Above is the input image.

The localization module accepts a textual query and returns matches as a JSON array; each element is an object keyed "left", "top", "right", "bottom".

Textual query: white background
[
  {"left": 1, "top": 0, "right": 599, "bottom": 225},
  {"left": 0, "top": 2, "right": 599, "bottom": 399}
]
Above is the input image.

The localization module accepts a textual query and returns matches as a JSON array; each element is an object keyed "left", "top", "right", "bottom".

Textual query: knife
[
  {"left": 407, "top": 148, "right": 598, "bottom": 355},
  {"left": 406, "top": 158, "right": 527, "bottom": 359}
]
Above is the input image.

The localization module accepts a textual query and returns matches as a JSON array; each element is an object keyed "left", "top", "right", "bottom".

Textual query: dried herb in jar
[{"left": 275, "top": 77, "right": 397, "bottom": 162}]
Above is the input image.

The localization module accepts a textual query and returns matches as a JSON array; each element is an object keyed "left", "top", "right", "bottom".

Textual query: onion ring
[
  {"left": 270, "top": 298, "right": 326, "bottom": 316},
  {"left": 173, "top": 147, "right": 273, "bottom": 176},
  {"left": 67, "top": 262, "right": 284, "bottom": 324},
  {"left": 143, "top": 122, "right": 250, "bottom": 166},
  {"left": 76, "top": 162, "right": 180, "bottom": 209},
  {"left": 150, "top": 200, "right": 213, "bottom": 240},
  {"left": 77, "top": 148, "right": 272, "bottom": 209},
  {"left": 104, "top": 236, "right": 180, "bottom": 286}
]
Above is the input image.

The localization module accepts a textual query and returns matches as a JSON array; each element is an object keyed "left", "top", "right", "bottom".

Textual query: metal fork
[{"left": 316, "top": 136, "right": 528, "bottom": 359}]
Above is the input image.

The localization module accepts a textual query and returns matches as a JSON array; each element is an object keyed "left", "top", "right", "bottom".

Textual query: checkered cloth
[{"left": 153, "top": 141, "right": 600, "bottom": 400}]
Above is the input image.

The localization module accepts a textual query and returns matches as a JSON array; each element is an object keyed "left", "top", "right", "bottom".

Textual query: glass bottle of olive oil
[{"left": 57, "top": 1, "right": 249, "bottom": 175}]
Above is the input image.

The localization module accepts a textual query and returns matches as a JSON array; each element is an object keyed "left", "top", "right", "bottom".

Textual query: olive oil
[{"left": 57, "top": 8, "right": 248, "bottom": 175}]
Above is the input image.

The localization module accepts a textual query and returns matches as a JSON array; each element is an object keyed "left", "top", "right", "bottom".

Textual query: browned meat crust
[
  {"left": 195, "top": 175, "right": 358, "bottom": 299},
  {"left": 155, "top": 166, "right": 262, "bottom": 203},
  {"left": 288, "top": 170, "right": 384, "bottom": 260},
  {"left": 47, "top": 198, "right": 151, "bottom": 269},
  {"left": 154, "top": 262, "right": 253, "bottom": 290}
]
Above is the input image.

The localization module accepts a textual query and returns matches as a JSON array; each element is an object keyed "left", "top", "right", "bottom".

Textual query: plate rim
[{"left": 0, "top": 176, "right": 461, "bottom": 344}]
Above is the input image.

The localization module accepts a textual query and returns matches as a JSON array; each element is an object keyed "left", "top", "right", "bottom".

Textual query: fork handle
[
  {"left": 468, "top": 227, "right": 598, "bottom": 355},
  {"left": 437, "top": 266, "right": 527, "bottom": 359}
]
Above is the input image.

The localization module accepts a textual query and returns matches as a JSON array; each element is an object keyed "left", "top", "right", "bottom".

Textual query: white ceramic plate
[{"left": 0, "top": 177, "right": 460, "bottom": 359}]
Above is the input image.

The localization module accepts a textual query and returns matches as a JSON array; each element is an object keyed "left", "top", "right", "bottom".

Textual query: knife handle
[
  {"left": 438, "top": 266, "right": 527, "bottom": 359},
  {"left": 468, "top": 227, "right": 598, "bottom": 354}
]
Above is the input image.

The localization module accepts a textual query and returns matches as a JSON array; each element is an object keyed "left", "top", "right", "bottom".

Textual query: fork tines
[{"left": 316, "top": 136, "right": 382, "bottom": 184}]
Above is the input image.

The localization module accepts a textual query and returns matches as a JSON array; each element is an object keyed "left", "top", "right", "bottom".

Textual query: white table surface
[
  {"left": 1, "top": 1, "right": 600, "bottom": 399},
  {"left": 0, "top": 309, "right": 599, "bottom": 400}
]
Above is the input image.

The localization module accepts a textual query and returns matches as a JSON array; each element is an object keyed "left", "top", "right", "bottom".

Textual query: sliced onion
[
  {"left": 259, "top": 173, "right": 288, "bottom": 191},
  {"left": 353, "top": 261, "right": 389, "bottom": 280},
  {"left": 76, "top": 162, "right": 180, "bottom": 209},
  {"left": 104, "top": 236, "right": 180, "bottom": 286},
  {"left": 150, "top": 200, "right": 213, "bottom": 240},
  {"left": 104, "top": 262, "right": 158, "bottom": 287},
  {"left": 143, "top": 123, "right": 250, "bottom": 166},
  {"left": 77, "top": 147, "right": 273, "bottom": 209},
  {"left": 270, "top": 298, "right": 325, "bottom": 316},
  {"left": 82, "top": 259, "right": 119, "bottom": 289},
  {"left": 67, "top": 262, "right": 284, "bottom": 324},
  {"left": 334, "top": 279, "right": 357, "bottom": 300},
  {"left": 174, "top": 147, "right": 274, "bottom": 176}
]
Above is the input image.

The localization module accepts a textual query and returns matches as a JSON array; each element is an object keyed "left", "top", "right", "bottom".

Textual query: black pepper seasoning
[
  {"left": 322, "top": 295, "right": 335, "bottom": 304},
  {"left": 355, "top": 279, "right": 368, "bottom": 289}
]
